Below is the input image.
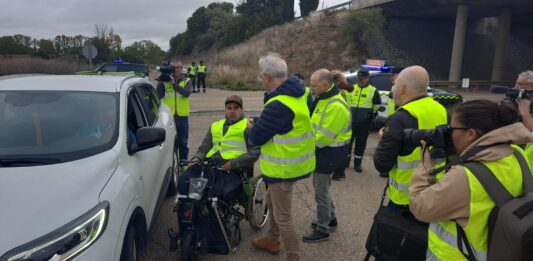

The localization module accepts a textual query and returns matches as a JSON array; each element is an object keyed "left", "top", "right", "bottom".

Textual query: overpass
[{"left": 351, "top": 0, "right": 533, "bottom": 82}]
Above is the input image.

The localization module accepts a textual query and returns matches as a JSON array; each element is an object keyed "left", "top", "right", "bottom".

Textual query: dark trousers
[
  {"left": 174, "top": 116, "right": 189, "bottom": 162},
  {"left": 197, "top": 74, "right": 206, "bottom": 91},
  {"left": 188, "top": 75, "right": 197, "bottom": 91},
  {"left": 348, "top": 122, "right": 371, "bottom": 166}
]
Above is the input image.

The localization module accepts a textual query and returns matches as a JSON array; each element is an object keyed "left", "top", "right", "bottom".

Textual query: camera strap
[{"left": 430, "top": 142, "right": 508, "bottom": 176}]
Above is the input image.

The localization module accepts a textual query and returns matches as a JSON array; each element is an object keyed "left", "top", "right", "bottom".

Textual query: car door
[{"left": 126, "top": 85, "right": 163, "bottom": 224}]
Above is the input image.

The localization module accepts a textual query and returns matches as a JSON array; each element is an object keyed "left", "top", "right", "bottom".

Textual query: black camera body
[
  {"left": 156, "top": 61, "right": 175, "bottom": 82},
  {"left": 490, "top": 85, "right": 533, "bottom": 112},
  {"left": 403, "top": 124, "right": 455, "bottom": 159}
]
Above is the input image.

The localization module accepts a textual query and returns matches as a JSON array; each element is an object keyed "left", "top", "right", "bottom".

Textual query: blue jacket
[{"left": 250, "top": 76, "right": 312, "bottom": 183}]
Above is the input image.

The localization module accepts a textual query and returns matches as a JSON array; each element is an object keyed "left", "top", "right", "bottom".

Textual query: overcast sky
[{"left": 0, "top": 0, "right": 347, "bottom": 51}]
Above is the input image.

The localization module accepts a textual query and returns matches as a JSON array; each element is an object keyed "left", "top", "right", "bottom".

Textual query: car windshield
[{"left": 0, "top": 91, "right": 119, "bottom": 165}]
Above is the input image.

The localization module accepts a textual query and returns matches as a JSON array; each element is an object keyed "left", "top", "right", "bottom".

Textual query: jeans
[
  {"left": 175, "top": 116, "right": 189, "bottom": 162},
  {"left": 313, "top": 172, "right": 336, "bottom": 234}
]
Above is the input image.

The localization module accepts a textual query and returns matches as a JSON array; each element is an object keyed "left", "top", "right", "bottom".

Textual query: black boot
[{"left": 354, "top": 157, "right": 363, "bottom": 173}]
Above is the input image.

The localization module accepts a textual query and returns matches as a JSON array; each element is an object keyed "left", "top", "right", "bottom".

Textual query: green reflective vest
[
  {"left": 388, "top": 97, "right": 447, "bottom": 205},
  {"left": 311, "top": 86, "right": 351, "bottom": 148},
  {"left": 197, "top": 65, "right": 206, "bottom": 74},
  {"left": 386, "top": 86, "right": 396, "bottom": 116},
  {"left": 206, "top": 118, "right": 247, "bottom": 160},
  {"left": 427, "top": 150, "right": 526, "bottom": 261},
  {"left": 260, "top": 94, "right": 316, "bottom": 179},
  {"left": 351, "top": 84, "right": 378, "bottom": 110},
  {"left": 188, "top": 65, "right": 197, "bottom": 76},
  {"left": 161, "top": 79, "right": 190, "bottom": 117},
  {"left": 340, "top": 89, "right": 352, "bottom": 107},
  {"left": 526, "top": 143, "right": 533, "bottom": 168}
]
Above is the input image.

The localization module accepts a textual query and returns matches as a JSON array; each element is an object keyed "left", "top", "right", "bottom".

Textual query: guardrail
[{"left": 429, "top": 80, "right": 514, "bottom": 89}]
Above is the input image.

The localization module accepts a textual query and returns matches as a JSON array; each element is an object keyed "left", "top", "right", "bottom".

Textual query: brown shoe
[{"left": 252, "top": 238, "right": 281, "bottom": 254}]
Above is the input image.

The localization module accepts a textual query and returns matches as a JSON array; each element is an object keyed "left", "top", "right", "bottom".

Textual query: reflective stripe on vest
[
  {"left": 311, "top": 90, "right": 351, "bottom": 148},
  {"left": 388, "top": 97, "right": 447, "bottom": 205},
  {"left": 161, "top": 79, "right": 190, "bottom": 116},
  {"left": 206, "top": 118, "right": 247, "bottom": 160},
  {"left": 260, "top": 94, "right": 316, "bottom": 179},
  {"left": 427, "top": 151, "right": 525, "bottom": 261},
  {"left": 351, "top": 84, "right": 377, "bottom": 109}
]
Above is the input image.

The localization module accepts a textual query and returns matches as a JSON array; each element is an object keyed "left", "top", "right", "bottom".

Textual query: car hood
[{"left": 0, "top": 150, "right": 118, "bottom": 255}]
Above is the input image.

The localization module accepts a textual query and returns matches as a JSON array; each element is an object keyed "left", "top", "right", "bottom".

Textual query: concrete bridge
[{"left": 351, "top": 0, "right": 533, "bottom": 82}]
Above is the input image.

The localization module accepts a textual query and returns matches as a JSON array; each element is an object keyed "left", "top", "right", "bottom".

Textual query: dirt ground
[{"left": 139, "top": 88, "right": 502, "bottom": 261}]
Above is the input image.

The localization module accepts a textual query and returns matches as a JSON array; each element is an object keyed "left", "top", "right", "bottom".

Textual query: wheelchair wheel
[
  {"left": 248, "top": 176, "right": 269, "bottom": 231},
  {"left": 180, "top": 230, "right": 199, "bottom": 261}
]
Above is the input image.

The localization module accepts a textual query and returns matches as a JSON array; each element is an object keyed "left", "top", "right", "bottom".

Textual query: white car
[{"left": 0, "top": 75, "right": 177, "bottom": 261}]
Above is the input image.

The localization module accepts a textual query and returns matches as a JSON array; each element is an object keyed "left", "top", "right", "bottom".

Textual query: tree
[
  {"left": 37, "top": 39, "right": 56, "bottom": 58},
  {"left": 124, "top": 40, "right": 164, "bottom": 65},
  {"left": 300, "top": 0, "right": 319, "bottom": 17}
]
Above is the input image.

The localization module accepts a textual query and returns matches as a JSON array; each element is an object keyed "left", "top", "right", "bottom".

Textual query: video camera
[
  {"left": 490, "top": 85, "right": 533, "bottom": 112},
  {"left": 156, "top": 60, "right": 175, "bottom": 82},
  {"left": 402, "top": 124, "right": 455, "bottom": 159}
]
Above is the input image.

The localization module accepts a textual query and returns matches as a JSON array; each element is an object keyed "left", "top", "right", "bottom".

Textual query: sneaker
[
  {"left": 303, "top": 230, "right": 329, "bottom": 243},
  {"left": 354, "top": 165, "right": 363, "bottom": 173},
  {"left": 202, "top": 89, "right": 206, "bottom": 93},
  {"left": 379, "top": 172, "right": 389, "bottom": 178},
  {"left": 311, "top": 218, "right": 337, "bottom": 231},
  {"left": 251, "top": 238, "right": 280, "bottom": 254}
]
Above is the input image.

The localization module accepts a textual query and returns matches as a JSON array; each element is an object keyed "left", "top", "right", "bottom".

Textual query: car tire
[
  {"left": 166, "top": 150, "right": 178, "bottom": 197},
  {"left": 120, "top": 223, "right": 138, "bottom": 261}
]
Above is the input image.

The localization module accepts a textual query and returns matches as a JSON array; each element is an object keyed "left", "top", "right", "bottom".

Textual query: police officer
[
  {"left": 303, "top": 69, "right": 351, "bottom": 242},
  {"left": 374, "top": 65, "right": 447, "bottom": 211},
  {"left": 197, "top": 60, "right": 207, "bottom": 93},
  {"left": 188, "top": 61, "right": 198, "bottom": 93},
  {"left": 160, "top": 60, "right": 193, "bottom": 163},
  {"left": 349, "top": 70, "right": 381, "bottom": 172}
]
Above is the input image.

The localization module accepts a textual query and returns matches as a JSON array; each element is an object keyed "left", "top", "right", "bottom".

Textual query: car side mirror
[{"left": 129, "top": 127, "right": 166, "bottom": 154}]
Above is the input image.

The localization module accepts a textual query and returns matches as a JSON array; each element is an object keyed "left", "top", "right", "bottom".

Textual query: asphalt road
[{"left": 139, "top": 88, "right": 501, "bottom": 261}]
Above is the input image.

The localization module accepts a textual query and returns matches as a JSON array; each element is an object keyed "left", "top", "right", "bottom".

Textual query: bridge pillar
[
  {"left": 449, "top": 4, "right": 469, "bottom": 83},
  {"left": 491, "top": 7, "right": 512, "bottom": 81}
]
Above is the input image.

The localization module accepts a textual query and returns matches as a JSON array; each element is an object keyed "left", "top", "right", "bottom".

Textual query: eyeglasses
[{"left": 448, "top": 125, "right": 469, "bottom": 131}]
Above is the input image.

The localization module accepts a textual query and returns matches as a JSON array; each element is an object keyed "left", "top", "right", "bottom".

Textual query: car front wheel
[{"left": 120, "top": 223, "right": 138, "bottom": 261}]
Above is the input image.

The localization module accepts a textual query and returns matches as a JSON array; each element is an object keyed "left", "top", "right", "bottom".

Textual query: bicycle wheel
[
  {"left": 248, "top": 176, "right": 269, "bottom": 231},
  {"left": 180, "top": 230, "right": 199, "bottom": 261}
]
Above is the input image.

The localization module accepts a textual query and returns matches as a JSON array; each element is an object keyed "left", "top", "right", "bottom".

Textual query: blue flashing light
[
  {"left": 361, "top": 64, "right": 393, "bottom": 72},
  {"left": 114, "top": 58, "right": 124, "bottom": 64}
]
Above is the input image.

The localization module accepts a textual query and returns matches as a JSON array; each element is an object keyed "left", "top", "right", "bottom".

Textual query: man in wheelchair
[{"left": 177, "top": 95, "right": 260, "bottom": 200}]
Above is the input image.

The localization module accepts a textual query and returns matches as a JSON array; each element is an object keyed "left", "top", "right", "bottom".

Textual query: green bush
[{"left": 341, "top": 8, "right": 386, "bottom": 56}]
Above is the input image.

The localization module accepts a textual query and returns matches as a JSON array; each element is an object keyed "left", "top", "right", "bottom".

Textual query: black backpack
[{"left": 458, "top": 150, "right": 533, "bottom": 261}]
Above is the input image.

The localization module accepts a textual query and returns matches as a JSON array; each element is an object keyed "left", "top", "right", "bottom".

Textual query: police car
[
  {"left": 77, "top": 59, "right": 149, "bottom": 77},
  {"left": 343, "top": 65, "right": 463, "bottom": 118},
  {"left": 0, "top": 74, "right": 177, "bottom": 260}
]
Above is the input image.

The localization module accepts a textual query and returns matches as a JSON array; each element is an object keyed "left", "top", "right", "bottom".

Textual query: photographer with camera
[
  {"left": 515, "top": 70, "right": 533, "bottom": 131},
  {"left": 158, "top": 59, "right": 193, "bottom": 163},
  {"left": 409, "top": 99, "right": 533, "bottom": 260},
  {"left": 373, "top": 65, "right": 448, "bottom": 212}
]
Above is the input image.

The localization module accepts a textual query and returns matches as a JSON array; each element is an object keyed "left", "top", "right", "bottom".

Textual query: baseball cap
[
  {"left": 357, "top": 70, "right": 370, "bottom": 78},
  {"left": 225, "top": 95, "right": 243, "bottom": 107}
]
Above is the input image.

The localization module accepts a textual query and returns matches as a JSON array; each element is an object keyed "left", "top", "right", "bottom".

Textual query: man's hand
[
  {"left": 247, "top": 118, "right": 255, "bottom": 129},
  {"left": 517, "top": 99, "right": 531, "bottom": 116},
  {"left": 170, "top": 75, "right": 176, "bottom": 85},
  {"left": 221, "top": 161, "right": 232, "bottom": 171},
  {"left": 189, "top": 157, "right": 200, "bottom": 167},
  {"left": 379, "top": 127, "right": 385, "bottom": 138}
]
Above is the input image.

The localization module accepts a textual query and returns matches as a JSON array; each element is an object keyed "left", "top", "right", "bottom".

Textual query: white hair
[
  {"left": 518, "top": 70, "right": 533, "bottom": 83},
  {"left": 259, "top": 53, "right": 287, "bottom": 80}
]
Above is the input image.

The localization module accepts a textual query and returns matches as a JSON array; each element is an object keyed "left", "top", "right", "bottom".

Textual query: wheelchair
[{"left": 168, "top": 160, "right": 269, "bottom": 260}]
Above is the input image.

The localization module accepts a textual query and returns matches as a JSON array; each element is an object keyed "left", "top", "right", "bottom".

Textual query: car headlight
[{"left": 1, "top": 201, "right": 109, "bottom": 261}]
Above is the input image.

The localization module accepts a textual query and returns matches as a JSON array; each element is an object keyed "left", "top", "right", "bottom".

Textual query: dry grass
[
  {"left": 182, "top": 11, "right": 365, "bottom": 89},
  {"left": 0, "top": 56, "right": 90, "bottom": 76}
]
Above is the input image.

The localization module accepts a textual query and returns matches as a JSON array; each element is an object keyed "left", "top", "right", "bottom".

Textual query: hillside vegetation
[{"left": 180, "top": 8, "right": 409, "bottom": 90}]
